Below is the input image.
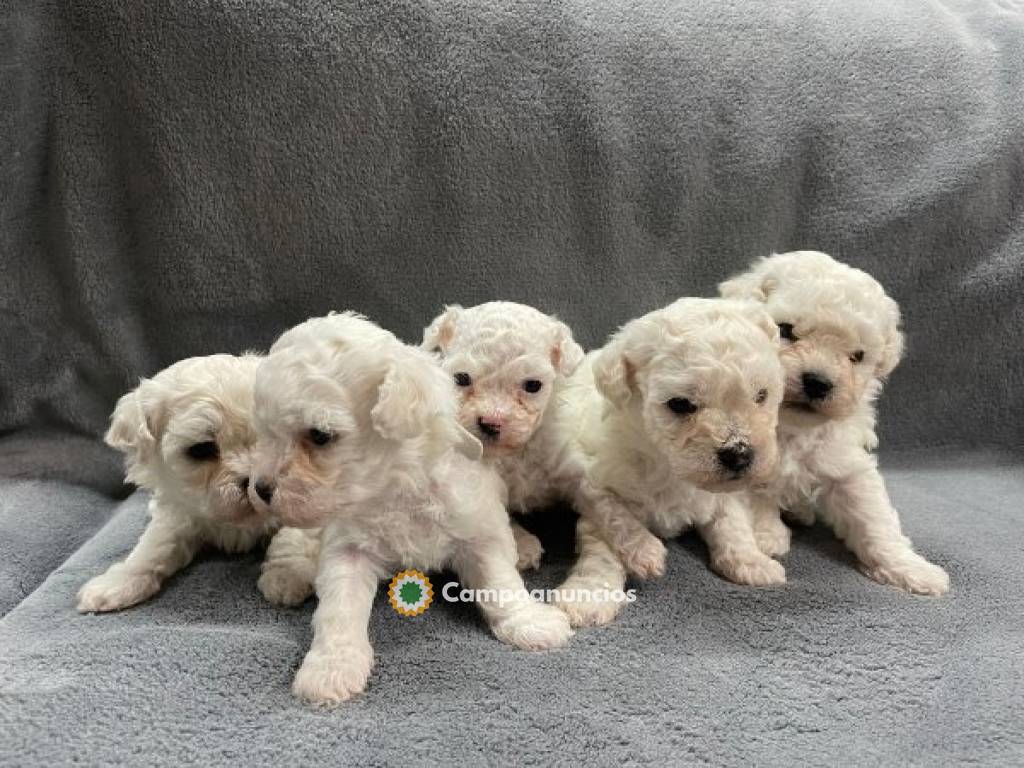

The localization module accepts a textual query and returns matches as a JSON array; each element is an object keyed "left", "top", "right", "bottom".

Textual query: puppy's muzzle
[
  {"left": 476, "top": 417, "right": 502, "bottom": 440},
  {"left": 252, "top": 480, "right": 275, "bottom": 504},
  {"left": 801, "top": 372, "right": 833, "bottom": 401},
  {"left": 717, "top": 443, "right": 754, "bottom": 474}
]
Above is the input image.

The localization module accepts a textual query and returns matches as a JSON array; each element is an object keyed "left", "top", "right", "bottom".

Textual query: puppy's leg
[
  {"left": 699, "top": 497, "right": 786, "bottom": 586},
  {"left": 782, "top": 500, "right": 817, "bottom": 527},
  {"left": 575, "top": 482, "right": 666, "bottom": 579},
  {"left": 259, "top": 527, "right": 320, "bottom": 606},
  {"left": 291, "top": 530, "right": 382, "bottom": 705},
  {"left": 552, "top": 517, "right": 629, "bottom": 627},
  {"left": 77, "top": 504, "right": 203, "bottom": 612},
  {"left": 511, "top": 521, "right": 544, "bottom": 571},
  {"left": 750, "top": 496, "right": 791, "bottom": 558},
  {"left": 823, "top": 468, "right": 949, "bottom": 596},
  {"left": 453, "top": 530, "right": 572, "bottom": 651}
]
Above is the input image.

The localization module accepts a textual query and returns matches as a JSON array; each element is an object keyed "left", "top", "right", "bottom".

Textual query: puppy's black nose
[
  {"left": 254, "top": 481, "right": 275, "bottom": 504},
  {"left": 477, "top": 418, "right": 501, "bottom": 439},
  {"left": 801, "top": 372, "right": 833, "bottom": 401},
  {"left": 717, "top": 444, "right": 754, "bottom": 473}
]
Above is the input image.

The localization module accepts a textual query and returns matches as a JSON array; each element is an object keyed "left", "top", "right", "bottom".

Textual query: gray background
[
  {"left": 2, "top": 0, "right": 1023, "bottom": 765},
  {"left": 4, "top": 0, "right": 1023, "bottom": 452}
]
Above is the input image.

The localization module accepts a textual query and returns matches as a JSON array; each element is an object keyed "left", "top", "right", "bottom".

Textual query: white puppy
[
  {"left": 78, "top": 354, "right": 274, "bottom": 613},
  {"left": 248, "top": 312, "right": 572, "bottom": 705},
  {"left": 719, "top": 250, "right": 949, "bottom": 595},
  {"left": 422, "top": 302, "right": 667, "bottom": 578},
  {"left": 256, "top": 526, "right": 322, "bottom": 607},
  {"left": 554, "top": 297, "right": 787, "bottom": 626}
]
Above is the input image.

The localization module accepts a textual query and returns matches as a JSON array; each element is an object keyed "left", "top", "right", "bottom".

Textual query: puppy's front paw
[
  {"left": 77, "top": 569, "right": 161, "bottom": 613},
  {"left": 514, "top": 530, "right": 544, "bottom": 571},
  {"left": 292, "top": 644, "right": 374, "bottom": 705},
  {"left": 258, "top": 565, "right": 314, "bottom": 607},
  {"left": 754, "top": 518, "right": 791, "bottom": 558},
  {"left": 550, "top": 574, "right": 628, "bottom": 627},
  {"left": 861, "top": 554, "right": 950, "bottom": 596},
  {"left": 712, "top": 552, "right": 786, "bottom": 587},
  {"left": 491, "top": 603, "right": 573, "bottom": 651},
  {"left": 617, "top": 533, "right": 667, "bottom": 580}
]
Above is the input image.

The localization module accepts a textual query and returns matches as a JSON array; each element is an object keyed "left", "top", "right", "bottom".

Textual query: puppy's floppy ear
[
  {"left": 876, "top": 297, "right": 905, "bottom": 378},
  {"left": 105, "top": 380, "right": 167, "bottom": 472},
  {"left": 550, "top": 320, "right": 585, "bottom": 377},
  {"left": 592, "top": 329, "right": 638, "bottom": 408},
  {"left": 421, "top": 305, "right": 463, "bottom": 354},
  {"left": 371, "top": 349, "right": 454, "bottom": 441},
  {"left": 718, "top": 258, "right": 776, "bottom": 303},
  {"left": 106, "top": 389, "right": 154, "bottom": 454},
  {"left": 740, "top": 303, "right": 781, "bottom": 344},
  {"left": 439, "top": 421, "right": 483, "bottom": 461}
]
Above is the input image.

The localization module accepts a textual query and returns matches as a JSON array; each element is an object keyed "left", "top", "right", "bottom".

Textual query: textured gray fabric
[
  {"left": 2, "top": 0, "right": 1023, "bottom": 450},
  {"left": 0, "top": 431, "right": 126, "bottom": 495},
  {"left": 1, "top": 449, "right": 1021, "bottom": 765},
  {"left": 0, "top": 479, "right": 115, "bottom": 615}
]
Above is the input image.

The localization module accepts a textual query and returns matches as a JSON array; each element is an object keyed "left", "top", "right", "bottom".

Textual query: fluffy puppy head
[
  {"left": 249, "top": 312, "right": 481, "bottom": 528},
  {"left": 422, "top": 301, "right": 584, "bottom": 456},
  {"left": 719, "top": 250, "right": 904, "bottom": 427},
  {"left": 105, "top": 354, "right": 262, "bottom": 525},
  {"left": 593, "top": 298, "right": 784, "bottom": 491}
]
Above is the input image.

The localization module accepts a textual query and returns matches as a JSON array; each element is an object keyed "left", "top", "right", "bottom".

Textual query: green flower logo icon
[{"left": 388, "top": 570, "right": 433, "bottom": 617}]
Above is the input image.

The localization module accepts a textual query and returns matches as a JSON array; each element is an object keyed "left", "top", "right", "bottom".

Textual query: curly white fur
[
  {"left": 77, "top": 354, "right": 276, "bottom": 614},
  {"left": 248, "top": 312, "right": 572, "bottom": 705},
  {"left": 720, "top": 250, "right": 949, "bottom": 596},
  {"left": 554, "top": 298, "right": 789, "bottom": 626},
  {"left": 422, "top": 301, "right": 667, "bottom": 581}
]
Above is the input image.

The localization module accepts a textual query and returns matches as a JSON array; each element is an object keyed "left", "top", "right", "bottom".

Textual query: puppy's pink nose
[{"left": 477, "top": 417, "right": 503, "bottom": 440}]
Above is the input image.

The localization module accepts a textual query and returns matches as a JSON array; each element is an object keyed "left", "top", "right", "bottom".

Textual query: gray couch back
[{"left": 3, "top": 0, "right": 1023, "bottom": 450}]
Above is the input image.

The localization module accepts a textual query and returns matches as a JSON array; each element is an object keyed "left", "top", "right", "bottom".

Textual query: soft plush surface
[
  {"left": 0, "top": 449, "right": 1021, "bottom": 765},
  {"left": 0, "top": 479, "right": 116, "bottom": 615},
  {"left": 3, "top": 0, "right": 1023, "bottom": 450},
  {"left": 2, "top": 0, "right": 1023, "bottom": 764}
]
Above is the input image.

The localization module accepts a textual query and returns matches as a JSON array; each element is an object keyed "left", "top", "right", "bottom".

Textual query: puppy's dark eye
[
  {"left": 755, "top": 388, "right": 768, "bottom": 405},
  {"left": 850, "top": 350, "right": 865, "bottom": 364},
  {"left": 186, "top": 441, "right": 219, "bottom": 461},
  {"left": 523, "top": 379, "right": 543, "bottom": 394},
  {"left": 454, "top": 372, "right": 472, "bottom": 387},
  {"left": 666, "top": 397, "right": 697, "bottom": 416},
  {"left": 308, "top": 428, "right": 333, "bottom": 447},
  {"left": 778, "top": 323, "right": 797, "bottom": 341}
]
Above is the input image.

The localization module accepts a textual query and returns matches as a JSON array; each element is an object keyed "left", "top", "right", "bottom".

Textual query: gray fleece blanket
[
  {"left": 3, "top": 0, "right": 1023, "bottom": 450},
  {"left": 2, "top": 449, "right": 1023, "bottom": 765},
  {"left": 2, "top": 0, "right": 1023, "bottom": 764}
]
